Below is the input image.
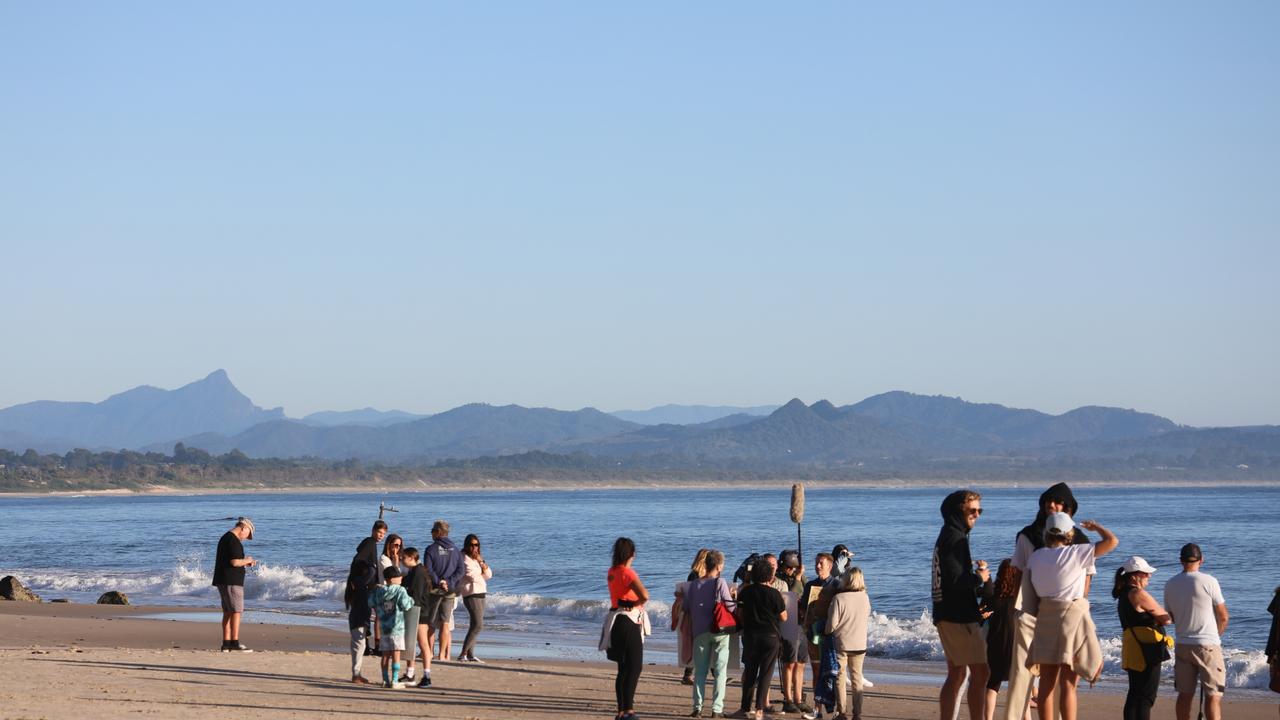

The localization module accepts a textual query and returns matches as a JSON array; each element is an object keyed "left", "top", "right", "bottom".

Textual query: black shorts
[{"left": 780, "top": 636, "right": 808, "bottom": 664}]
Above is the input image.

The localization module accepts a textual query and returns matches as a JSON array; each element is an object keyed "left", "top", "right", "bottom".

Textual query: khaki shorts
[
  {"left": 937, "top": 621, "right": 987, "bottom": 667},
  {"left": 1174, "top": 643, "right": 1226, "bottom": 696}
]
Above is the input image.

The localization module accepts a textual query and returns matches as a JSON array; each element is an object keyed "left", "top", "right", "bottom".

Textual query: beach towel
[
  {"left": 1027, "top": 598, "right": 1103, "bottom": 683},
  {"left": 812, "top": 625, "right": 838, "bottom": 713}
]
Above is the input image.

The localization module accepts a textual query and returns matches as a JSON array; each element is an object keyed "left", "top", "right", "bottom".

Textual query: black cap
[{"left": 1179, "top": 543, "right": 1203, "bottom": 562}]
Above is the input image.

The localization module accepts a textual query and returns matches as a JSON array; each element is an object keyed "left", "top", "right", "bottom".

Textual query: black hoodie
[
  {"left": 931, "top": 489, "right": 989, "bottom": 624},
  {"left": 1017, "top": 482, "right": 1090, "bottom": 550}
]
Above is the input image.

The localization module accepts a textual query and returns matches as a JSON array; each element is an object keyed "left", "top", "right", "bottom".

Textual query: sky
[{"left": 1, "top": 3, "right": 1277, "bottom": 427}]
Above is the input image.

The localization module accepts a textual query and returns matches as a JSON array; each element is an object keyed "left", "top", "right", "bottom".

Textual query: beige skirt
[{"left": 1028, "top": 598, "right": 1102, "bottom": 681}]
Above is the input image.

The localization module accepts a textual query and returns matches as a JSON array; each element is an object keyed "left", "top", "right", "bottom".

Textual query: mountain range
[{"left": 2, "top": 371, "right": 1277, "bottom": 474}]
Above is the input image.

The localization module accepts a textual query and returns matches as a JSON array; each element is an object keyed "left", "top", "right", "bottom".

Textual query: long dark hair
[
  {"left": 382, "top": 533, "right": 402, "bottom": 560},
  {"left": 611, "top": 537, "right": 636, "bottom": 568},
  {"left": 463, "top": 533, "right": 481, "bottom": 559}
]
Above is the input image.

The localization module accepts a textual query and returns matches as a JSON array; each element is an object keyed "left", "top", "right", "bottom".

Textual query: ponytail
[{"left": 1110, "top": 567, "right": 1128, "bottom": 600}]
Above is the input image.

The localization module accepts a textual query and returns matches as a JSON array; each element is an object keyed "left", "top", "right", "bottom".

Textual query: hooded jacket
[
  {"left": 425, "top": 535, "right": 465, "bottom": 594},
  {"left": 932, "top": 490, "right": 989, "bottom": 624},
  {"left": 1017, "top": 482, "right": 1090, "bottom": 551}
]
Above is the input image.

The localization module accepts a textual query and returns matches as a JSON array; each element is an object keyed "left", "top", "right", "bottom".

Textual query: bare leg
[
  {"left": 967, "top": 665, "right": 990, "bottom": 720},
  {"left": 220, "top": 612, "right": 232, "bottom": 642},
  {"left": 1037, "top": 665, "right": 1060, "bottom": 720},
  {"left": 985, "top": 688, "right": 999, "bottom": 720},
  {"left": 1056, "top": 667, "right": 1077, "bottom": 720},
  {"left": 1204, "top": 693, "right": 1222, "bottom": 720},
  {"left": 229, "top": 612, "right": 241, "bottom": 642},
  {"left": 940, "top": 664, "right": 968, "bottom": 720},
  {"left": 417, "top": 622, "right": 432, "bottom": 673}
]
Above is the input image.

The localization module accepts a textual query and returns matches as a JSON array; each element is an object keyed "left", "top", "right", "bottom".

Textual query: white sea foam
[
  {"left": 486, "top": 591, "right": 673, "bottom": 626},
  {"left": 2, "top": 562, "right": 341, "bottom": 604}
]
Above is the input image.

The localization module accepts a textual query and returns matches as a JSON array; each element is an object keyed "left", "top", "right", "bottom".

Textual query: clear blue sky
[{"left": 2, "top": 3, "right": 1277, "bottom": 426}]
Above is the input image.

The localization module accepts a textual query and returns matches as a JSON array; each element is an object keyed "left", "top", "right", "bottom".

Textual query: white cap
[
  {"left": 1044, "top": 511, "right": 1075, "bottom": 537},
  {"left": 1122, "top": 556, "right": 1157, "bottom": 575}
]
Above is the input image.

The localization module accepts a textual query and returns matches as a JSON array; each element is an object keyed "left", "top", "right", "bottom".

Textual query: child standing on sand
[{"left": 369, "top": 566, "right": 415, "bottom": 689}]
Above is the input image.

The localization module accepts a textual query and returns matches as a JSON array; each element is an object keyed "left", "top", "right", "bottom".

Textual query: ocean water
[{"left": 1, "top": 485, "right": 1276, "bottom": 688}]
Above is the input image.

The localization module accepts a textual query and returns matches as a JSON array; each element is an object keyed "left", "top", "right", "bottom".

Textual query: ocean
[{"left": 1, "top": 485, "right": 1276, "bottom": 689}]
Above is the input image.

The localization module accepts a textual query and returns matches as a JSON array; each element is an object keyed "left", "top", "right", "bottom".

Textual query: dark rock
[
  {"left": 0, "top": 576, "right": 41, "bottom": 602},
  {"left": 50, "top": 598, "right": 71, "bottom": 603},
  {"left": 96, "top": 591, "right": 130, "bottom": 605}
]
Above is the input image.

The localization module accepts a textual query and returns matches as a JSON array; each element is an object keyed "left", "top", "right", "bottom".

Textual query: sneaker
[
  {"left": 467, "top": 656, "right": 486, "bottom": 664},
  {"left": 397, "top": 675, "right": 413, "bottom": 684},
  {"left": 415, "top": 675, "right": 433, "bottom": 689},
  {"left": 390, "top": 681, "right": 406, "bottom": 690},
  {"left": 690, "top": 711, "right": 703, "bottom": 718},
  {"left": 351, "top": 675, "right": 371, "bottom": 685},
  {"left": 224, "top": 642, "right": 252, "bottom": 652},
  {"left": 782, "top": 701, "right": 800, "bottom": 713},
  {"left": 800, "top": 712, "right": 816, "bottom": 720}
]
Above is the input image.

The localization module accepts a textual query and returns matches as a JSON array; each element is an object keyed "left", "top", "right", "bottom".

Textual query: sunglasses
[{"left": 966, "top": 507, "right": 984, "bottom": 516}]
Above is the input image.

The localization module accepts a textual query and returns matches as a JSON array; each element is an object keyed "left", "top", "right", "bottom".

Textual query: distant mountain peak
[{"left": 809, "top": 399, "right": 841, "bottom": 420}]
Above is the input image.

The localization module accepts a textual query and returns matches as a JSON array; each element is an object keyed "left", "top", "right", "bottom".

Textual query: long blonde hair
[{"left": 689, "top": 548, "right": 711, "bottom": 579}]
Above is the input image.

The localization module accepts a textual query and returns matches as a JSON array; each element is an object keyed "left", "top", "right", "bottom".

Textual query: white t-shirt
[
  {"left": 1012, "top": 533, "right": 1097, "bottom": 611},
  {"left": 1027, "top": 543, "right": 1096, "bottom": 602},
  {"left": 1163, "top": 571, "right": 1226, "bottom": 646}
]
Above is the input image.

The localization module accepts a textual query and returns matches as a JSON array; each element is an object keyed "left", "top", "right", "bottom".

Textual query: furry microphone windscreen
[{"left": 790, "top": 483, "right": 805, "bottom": 524}]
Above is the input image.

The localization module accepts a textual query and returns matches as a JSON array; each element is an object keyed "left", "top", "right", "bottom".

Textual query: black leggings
[
  {"left": 611, "top": 614, "right": 643, "bottom": 712},
  {"left": 740, "top": 632, "right": 781, "bottom": 712},
  {"left": 1123, "top": 656, "right": 1162, "bottom": 720}
]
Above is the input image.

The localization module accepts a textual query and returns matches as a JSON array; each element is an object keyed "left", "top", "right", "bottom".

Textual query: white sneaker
[
  {"left": 861, "top": 677, "right": 874, "bottom": 689},
  {"left": 389, "top": 681, "right": 406, "bottom": 690},
  {"left": 467, "top": 656, "right": 485, "bottom": 664}
]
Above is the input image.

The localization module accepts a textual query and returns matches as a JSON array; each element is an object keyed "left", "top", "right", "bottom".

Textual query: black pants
[
  {"left": 1123, "top": 654, "right": 1162, "bottom": 720},
  {"left": 610, "top": 614, "right": 643, "bottom": 712},
  {"left": 740, "top": 632, "right": 781, "bottom": 712},
  {"left": 461, "top": 594, "right": 485, "bottom": 659}
]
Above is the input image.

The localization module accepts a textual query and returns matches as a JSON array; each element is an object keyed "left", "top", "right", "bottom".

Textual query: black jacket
[{"left": 931, "top": 490, "right": 989, "bottom": 624}]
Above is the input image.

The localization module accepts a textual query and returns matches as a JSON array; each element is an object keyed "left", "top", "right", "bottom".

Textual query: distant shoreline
[{"left": 5, "top": 477, "right": 1277, "bottom": 498}]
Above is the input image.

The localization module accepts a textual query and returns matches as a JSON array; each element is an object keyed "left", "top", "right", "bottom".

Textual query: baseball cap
[
  {"left": 1121, "top": 556, "right": 1157, "bottom": 575},
  {"left": 1044, "top": 511, "right": 1075, "bottom": 537},
  {"left": 1179, "top": 543, "right": 1203, "bottom": 562},
  {"left": 237, "top": 517, "right": 255, "bottom": 540}
]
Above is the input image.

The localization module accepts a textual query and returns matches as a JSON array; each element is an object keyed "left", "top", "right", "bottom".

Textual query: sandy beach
[{"left": 1, "top": 602, "right": 1274, "bottom": 720}]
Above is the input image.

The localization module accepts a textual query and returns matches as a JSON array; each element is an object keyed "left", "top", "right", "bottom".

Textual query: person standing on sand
[
  {"left": 424, "top": 520, "right": 464, "bottom": 661},
  {"left": 826, "top": 566, "right": 871, "bottom": 720},
  {"left": 801, "top": 552, "right": 835, "bottom": 719},
  {"left": 1025, "top": 513, "right": 1117, "bottom": 720},
  {"left": 345, "top": 557, "right": 378, "bottom": 683},
  {"left": 684, "top": 549, "right": 735, "bottom": 719},
  {"left": 1006, "top": 483, "right": 1095, "bottom": 720},
  {"left": 369, "top": 566, "right": 414, "bottom": 689},
  {"left": 602, "top": 537, "right": 651, "bottom": 720},
  {"left": 1164, "top": 543, "right": 1230, "bottom": 720},
  {"left": 212, "top": 517, "right": 255, "bottom": 652},
  {"left": 1113, "top": 556, "right": 1172, "bottom": 720},
  {"left": 980, "top": 560, "right": 1031, "bottom": 720},
  {"left": 398, "top": 547, "right": 428, "bottom": 685},
  {"left": 733, "top": 559, "right": 787, "bottom": 720},
  {"left": 457, "top": 533, "right": 493, "bottom": 663},
  {"left": 777, "top": 550, "right": 810, "bottom": 715},
  {"left": 932, "top": 489, "right": 992, "bottom": 720}
]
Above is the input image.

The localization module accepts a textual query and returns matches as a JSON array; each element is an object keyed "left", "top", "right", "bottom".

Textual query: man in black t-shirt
[{"left": 212, "top": 517, "right": 256, "bottom": 652}]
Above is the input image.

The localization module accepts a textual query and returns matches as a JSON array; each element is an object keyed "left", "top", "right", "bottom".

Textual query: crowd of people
[
  {"left": 204, "top": 484, "right": 1280, "bottom": 720},
  {"left": 342, "top": 517, "right": 493, "bottom": 689},
  {"left": 600, "top": 482, "right": 1250, "bottom": 720}
]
